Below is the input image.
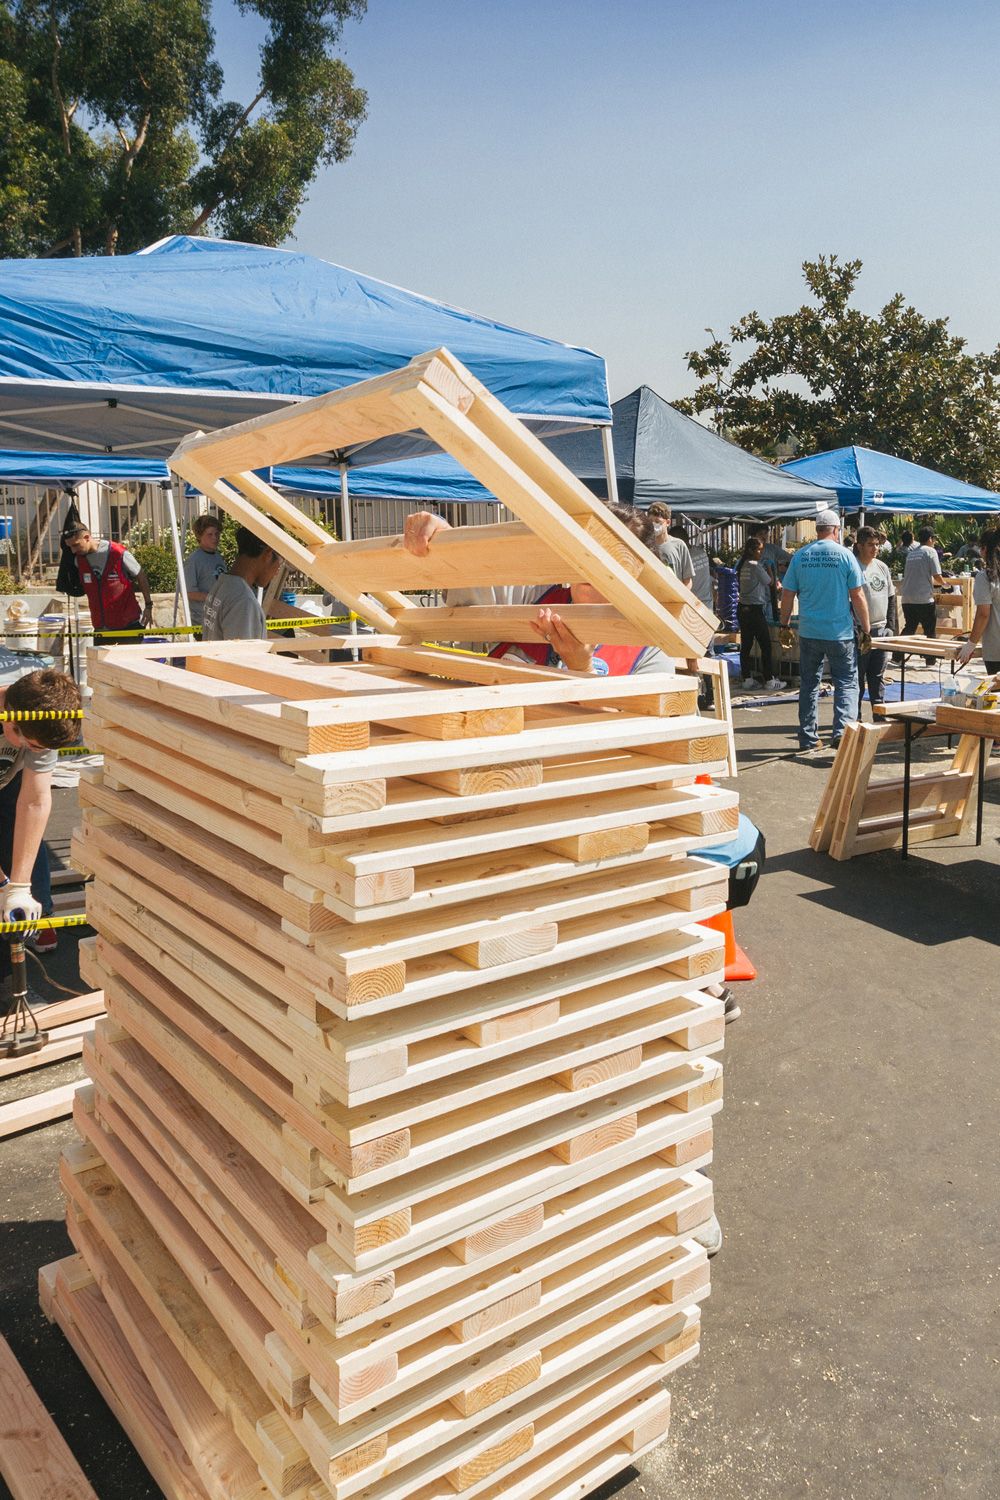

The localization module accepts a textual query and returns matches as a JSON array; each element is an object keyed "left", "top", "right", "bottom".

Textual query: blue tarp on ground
[
  {"left": 0, "top": 236, "right": 610, "bottom": 464},
  {"left": 0, "top": 449, "right": 492, "bottom": 501},
  {"left": 545, "top": 386, "right": 836, "bottom": 517},
  {"left": 781, "top": 446, "right": 1000, "bottom": 515}
]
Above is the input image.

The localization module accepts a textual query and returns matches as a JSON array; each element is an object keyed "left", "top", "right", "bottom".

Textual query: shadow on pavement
[{"left": 767, "top": 848, "right": 1000, "bottom": 946}]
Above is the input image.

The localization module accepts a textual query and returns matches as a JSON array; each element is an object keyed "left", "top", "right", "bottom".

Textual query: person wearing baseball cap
[{"left": 779, "top": 510, "right": 871, "bottom": 755}]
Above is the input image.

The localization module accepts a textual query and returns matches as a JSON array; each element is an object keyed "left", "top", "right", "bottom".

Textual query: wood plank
[
  {"left": 0, "top": 1081, "right": 82, "bottom": 1138},
  {"left": 0, "top": 1331, "right": 100, "bottom": 1500}
]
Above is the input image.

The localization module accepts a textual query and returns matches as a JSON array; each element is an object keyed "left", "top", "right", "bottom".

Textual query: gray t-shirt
[
  {"left": 202, "top": 574, "right": 266, "bottom": 641},
  {"left": 0, "top": 737, "right": 57, "bottom": 791},
  {"left": 861, "top": 557, "right": 894, "bottom": 629},
  {"left": 687, "top": 543, "right": 714, "bottom": 610},
  {"left": 738, "top": 559, "right": 773, "bottom": 609},
  {"left": 901, "top": 545, "right": 941, "bottom": 603},
  {"left": 183, "top": 547, "right": 227, "bottom": 626},
  {"left": 973, "top": 569, "right": 1000, "bottom": 663},
  {"left": 85, "top": 539, "right": 141, "bottom": 580},
  {"left": 657, "top": 536, "right": 694, "bottom": 584}
]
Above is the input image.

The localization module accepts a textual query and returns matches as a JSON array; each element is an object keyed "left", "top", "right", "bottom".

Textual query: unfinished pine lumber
[
  {"left": 810, "top": 721, "right": 988, "bottom": 858},
  {"left": 41, "top": 353, "right": 733, "bottom": 1500}
]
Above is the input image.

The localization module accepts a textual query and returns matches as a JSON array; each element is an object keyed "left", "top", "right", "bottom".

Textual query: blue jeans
[{"left": 798, "top": 637, "right": 859, "bottom": 749}]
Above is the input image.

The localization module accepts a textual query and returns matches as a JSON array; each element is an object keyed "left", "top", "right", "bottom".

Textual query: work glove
[
  {"left": 1, "top": 883, "right": 42, "bottom": 924},
  {"left": 956, "top": 639, "right": 977, "bottom": 667},
  {"left": 778, "top": 627, "right": 795, "bottom": 652},
  {"left": 858, "top": 632, "right": 872, "bottom": 655}
]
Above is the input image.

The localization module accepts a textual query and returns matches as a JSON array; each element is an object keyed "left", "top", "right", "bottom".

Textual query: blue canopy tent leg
[
  {"left": 600, "top": 426, "right": 620, "bottom": 507},
  {"left": 164, "top": 474, "right": 193, "bottom": 633},
  {"left": 339, "top": 463, "right": 358, "bottom": 645}
]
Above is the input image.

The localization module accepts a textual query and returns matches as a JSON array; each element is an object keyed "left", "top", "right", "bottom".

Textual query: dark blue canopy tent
[
  {"left": 545, "top": 386, "right": 836, "bottom": 518},
  {"left": 781, "top": 446, "right": 1000, "bottom": 515}
]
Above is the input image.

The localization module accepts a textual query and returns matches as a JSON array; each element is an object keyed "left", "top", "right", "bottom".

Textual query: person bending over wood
[
  {"left": 202, "top": 527, "right": 282, "bottom": 641},
  {"left": 402, "top": 506, "right": 674, "bottom": 676},
  {"left": 0, "top": 670, "right": 82, "bottom": 995}
]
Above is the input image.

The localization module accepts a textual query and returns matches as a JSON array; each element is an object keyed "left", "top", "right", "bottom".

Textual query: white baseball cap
[{"left": 815, "top": 509, "right": 841, "bottom": 529}]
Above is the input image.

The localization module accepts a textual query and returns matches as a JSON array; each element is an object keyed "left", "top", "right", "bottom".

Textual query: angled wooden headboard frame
[{"left": 168, "top": 348, "right": 717, "bottom": 659}]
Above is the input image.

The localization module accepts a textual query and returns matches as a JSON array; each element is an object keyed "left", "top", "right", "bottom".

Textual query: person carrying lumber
[
  {"left": 61, "top": 522, "right": 153, "bottom": 645},
  {"left": 778, "top": 509, "right": 871, "bottom": 756},
  {"left": 0, "top": 670, "right": 82, "bottom": 992},
  {"left": 402, "top": 505, "right": 675, "bottom": 676},
  {"left": 201, "top": 527, "right": 282, "bottom": 641},
  {"left": 182, "top": 514, "right": 227, "bottom": 628}
]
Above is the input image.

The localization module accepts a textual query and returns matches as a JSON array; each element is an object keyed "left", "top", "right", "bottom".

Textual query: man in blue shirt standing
[{"left": 779, "top": 510, "right": 871, "bottom": 754}]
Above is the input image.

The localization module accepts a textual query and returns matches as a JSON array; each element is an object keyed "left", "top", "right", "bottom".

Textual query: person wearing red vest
[
  {"left": 63, "top": 524, "right": 153, "bottom": 643},
  {"left": 401, "top": 511, "right": 672, "bottom": 677}
]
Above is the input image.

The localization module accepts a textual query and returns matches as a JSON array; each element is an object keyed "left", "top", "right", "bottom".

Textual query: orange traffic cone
[
  {"left": 693, "top": 773, "right": 757, "bottom": 981},
  {"left": 700, "top": 910, "right": 757, "bottom": 981}
]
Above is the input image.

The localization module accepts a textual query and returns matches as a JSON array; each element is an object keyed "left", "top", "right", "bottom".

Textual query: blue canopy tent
[
  {"left": 545, "top": 386, "right": 837, "bottom": 519},
  {"left": 0, "top": 235, "right": 610, "bottom": 464},
  {"left": 781, "top": 446, "right": 1000, "bottom": 516},
  {"left": 0, "top": 236, "right": 610, "bottom": 610}
]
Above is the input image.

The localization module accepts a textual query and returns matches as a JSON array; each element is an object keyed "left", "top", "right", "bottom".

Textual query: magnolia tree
[{"left": 680, "top": 256, "right": 1000, "bottom": 489}]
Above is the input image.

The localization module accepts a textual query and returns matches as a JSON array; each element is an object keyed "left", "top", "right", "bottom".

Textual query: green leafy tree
[
  {"left": 0, "top": 0, "right": 367, "bottom": 257},
  {"left": 681, "top": 256, "right": 1000, "bottom": 489}
]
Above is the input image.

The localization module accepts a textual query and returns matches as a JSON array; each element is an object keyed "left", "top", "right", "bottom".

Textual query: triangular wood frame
[{"left": 167, "top": 348, "right": 717, "bottom": 660}]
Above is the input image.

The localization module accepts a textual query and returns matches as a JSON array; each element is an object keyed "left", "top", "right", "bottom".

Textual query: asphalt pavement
[{"left": 1, "top": 700, "right": 997, "bottom": 1500}]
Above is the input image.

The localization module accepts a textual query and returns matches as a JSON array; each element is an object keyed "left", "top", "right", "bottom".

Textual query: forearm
[
  {"left": 968, "top": 605, "right": 991, "bottom": 647},
  {"left": 9, "top": 787, "right": 50, "bottom": 886},
  {"left": 186, "top": 589, "right": 209, "bottom": 604},
  {"left": 779, "top": 590, "right": 796, "bottom": 627},
  {"left": 135, "top": 568, "right": 153, "bottom": 606}
]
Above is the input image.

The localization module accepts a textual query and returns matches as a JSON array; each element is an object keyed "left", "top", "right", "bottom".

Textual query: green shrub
[{"left": 0, "top": 568, "right": 24, "bottom": 594}]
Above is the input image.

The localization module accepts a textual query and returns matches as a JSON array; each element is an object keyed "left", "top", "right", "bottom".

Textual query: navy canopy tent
[
  {"left": 545, "top": 386, "right": 836, "bottom": 518},
  {"left": 0, "top": 236, "right": 610, "bottom": 465},
  {"left": 781, "top": 446, "right": 1000, "bottom": 515}
]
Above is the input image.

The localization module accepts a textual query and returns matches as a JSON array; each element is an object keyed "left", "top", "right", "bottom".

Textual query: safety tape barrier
[
  {"left": 72, "top": 614, "right": 356, "bottom": 639},
  {"left": 0, "top": 914, "right": 89, "bottom": 934},
  {"left": 0, "top": 710, "right": 85, "bottom": 721}
]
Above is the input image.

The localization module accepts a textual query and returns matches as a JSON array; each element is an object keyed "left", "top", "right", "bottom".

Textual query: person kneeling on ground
[
  {"left": 202, "top": 527, "right": 282, "bottom": 641},
  {"left": 0, "top": 670, "right": 82, "bottom": 992}
]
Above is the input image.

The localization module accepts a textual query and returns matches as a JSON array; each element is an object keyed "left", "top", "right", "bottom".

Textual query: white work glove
[
  {"left": 1, "top": 883, "right": 42, "bottom": 924},
  {"left": 956, "top": 639, "right": 977, "bottom": 667}
]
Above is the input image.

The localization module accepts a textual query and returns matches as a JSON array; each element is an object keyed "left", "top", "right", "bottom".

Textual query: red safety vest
[
  {"left": 489, "top": 586, "right": 646, "bottom": 674},
  {"left": 77, "top": 542, "right": 140, "bottom": 630}
]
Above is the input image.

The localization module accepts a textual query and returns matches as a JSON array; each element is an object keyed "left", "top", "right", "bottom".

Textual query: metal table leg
[
  {"left": 900, "top": 655, "right": 907, "bottom": 702},
  {"left": 902, "top": 720, "right": 913, "bottom": 861},
  {"left": 976, "top": 735, "right": 987, "bottom": 847}
]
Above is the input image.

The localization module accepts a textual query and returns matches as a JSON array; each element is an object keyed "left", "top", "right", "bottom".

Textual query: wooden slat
[{"left": 0, "top": 1332, "right": 100, "bottom": 1500}]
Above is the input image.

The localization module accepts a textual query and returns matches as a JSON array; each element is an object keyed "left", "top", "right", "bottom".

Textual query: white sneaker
[
  {"left": 764, "top": 677, "right": 783, "bottom": 691},
  {"left": 693, "top": 1213, "right": 723, "bottom": 1257},
  {"left": 741, "top": 677, "right": 760, "bottom": 689}
]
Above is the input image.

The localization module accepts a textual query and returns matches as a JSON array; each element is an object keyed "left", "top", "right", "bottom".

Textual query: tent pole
[
  {"left": 600, "top": 426, "right": 620, "bottom": 506},
  {"left": 164, "top": 475, "right": 193, "bottom": 633},
  {"left": 339, "top": 463, "right": 357, "bottom": 640}
]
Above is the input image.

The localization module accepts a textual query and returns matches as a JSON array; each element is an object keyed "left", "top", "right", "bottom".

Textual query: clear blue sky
[{"left": 212, "top": 0, "right": 1000, "bottom": 404}]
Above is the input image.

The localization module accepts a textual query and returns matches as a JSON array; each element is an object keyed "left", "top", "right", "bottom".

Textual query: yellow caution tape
[
  {"left": 0, "top": 709, "right": 85, "bottom": 721},
  {"left": 57, "top": 745, "right": 94, "bottom": 756},
  {"left": 0, "top": 914, "right": 89, "bottom": 934},
  {"left": 81, "top": 614, "right": 355, "bottom": 640}
]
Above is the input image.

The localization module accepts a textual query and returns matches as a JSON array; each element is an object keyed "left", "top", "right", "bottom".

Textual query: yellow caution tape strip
[
  {"left": 0, "top": 709, "right": 85, "bottom": 721},
  {"left": 80, "top": 615, "right": 355, "bottom": 639},
  {"left": 0, "top": 914, "right": 89, "bottom": 934}
]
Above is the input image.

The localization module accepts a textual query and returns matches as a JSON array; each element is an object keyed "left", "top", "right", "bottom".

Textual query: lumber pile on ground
[
  {"left": 40, "top": 348, "right": 736, "bottom": 1499},
  {"left": 810, "top": 721, "right": 985, "bottom": 859},
  {"left": 0, "top": 1331, "right": 100, "bottom": 1499},
  {"left": 0, "top": 991, "right": 105, "bottom": 1138}
]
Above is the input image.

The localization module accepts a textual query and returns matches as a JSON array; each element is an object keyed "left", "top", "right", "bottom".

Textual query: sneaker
[
  {"left": 25, "top": 928, "right": 57, "bottom": 953},
  {"left": 741, "top": 677, "right": 760, "bottom": 689},
  {"left": 693, "top": 1214, "right": 723, "bottom": 1258},
  {"left": 763, "top": 677, "right": 784, "bottom": 692},
  {"left": 796, "top": 743, "right": 824, "bottom": 758},
  {"left": 723, "top": 990, "right": 741, "bottom": 1023}
]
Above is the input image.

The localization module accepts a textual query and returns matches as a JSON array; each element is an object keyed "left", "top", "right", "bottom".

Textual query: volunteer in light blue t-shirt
[{"left": 779, "top": 510, "right": 871, "bottom": 754}]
